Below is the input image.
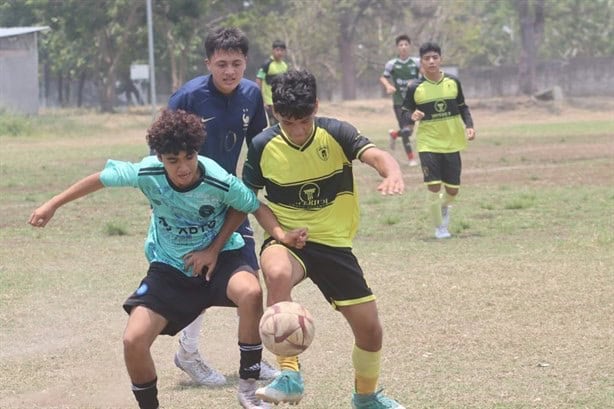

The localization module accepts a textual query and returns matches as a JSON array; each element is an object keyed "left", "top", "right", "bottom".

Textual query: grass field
[{"left": 1, "top": 98, "right": 613, "bottom": 409}]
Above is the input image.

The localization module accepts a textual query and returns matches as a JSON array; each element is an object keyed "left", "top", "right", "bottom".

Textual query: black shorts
[
  {"left": 419, "top": 151, "right": 462, "bottom": 187},
  {"left": 237, "top": 218, "right": 259, "bottom": 270},
  {"left": 123, "top": 250, "right": 254, "bottom": 336},
  {"left": 262, "top": 239, "right": 375, "bottom": 309}
]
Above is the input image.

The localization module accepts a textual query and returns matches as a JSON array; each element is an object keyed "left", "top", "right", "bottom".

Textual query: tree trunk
[
  {"left": 338, "top": 14, "right": 356, "bottom": 100},
  {"left": 77, "top": 70, "right": 86, "bottom": 108},
  {"left": 516, "top": 0, "right": 545, "bottom": 95}
]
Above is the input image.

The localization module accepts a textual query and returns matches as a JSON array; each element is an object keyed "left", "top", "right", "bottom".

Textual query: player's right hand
[
  {"left": 411, "top": 109, "right": 425, "bottom": 122},
  {"left": 282, "top": 228, "right": 308, "bottom": 249},
  {"left": 28, "top": 203, "right": 56, "bottom": 228}
]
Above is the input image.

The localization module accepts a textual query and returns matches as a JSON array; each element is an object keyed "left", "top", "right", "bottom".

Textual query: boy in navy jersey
[
  {"left": 28, "top": 109, "right": 303, "bottom": 409},
  {"left": 168, "top": 27, "right": 278, "bottom": 386}
]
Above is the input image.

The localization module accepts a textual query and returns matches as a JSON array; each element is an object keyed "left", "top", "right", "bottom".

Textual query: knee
[
  {"left": 123, "top": 331, "right": 147, "bottom": 356},
  {"left": 238, "top": 282, "right": 264, "bottom": 306},
  {"left": 262, "top": 264, "right": 292, "bottom": 289}
]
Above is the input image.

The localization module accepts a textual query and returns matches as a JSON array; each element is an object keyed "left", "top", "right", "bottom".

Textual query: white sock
[{"left": 179, "top": 313, "right": 204, "bottom": 356}]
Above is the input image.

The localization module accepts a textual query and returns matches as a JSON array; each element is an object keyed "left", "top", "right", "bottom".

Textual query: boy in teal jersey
[
  {"left": 256, "top": 39, "right": 289, "bottom": 125},
  {"left": 28, "top": 109, "right": 304, "bottom": 409},
  {"left": 244, "top": 69, "right": 406, "bottom": 409},
  {"left": 402, "top": 42, "right": 476, "bottom": 239},
  {"left": 380, "top": 34, "right": 420, "bottom": 166}
]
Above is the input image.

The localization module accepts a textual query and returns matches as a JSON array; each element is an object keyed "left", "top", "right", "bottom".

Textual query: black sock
[
  {"left": 131, "top": 377, "right": 159, "bottom": 409},
  {"left": 239, "top": 342, "right": 263, "bottom": 379}
]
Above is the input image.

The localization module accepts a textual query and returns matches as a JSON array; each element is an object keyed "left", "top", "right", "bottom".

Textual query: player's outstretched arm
[
  {"left": 359, "top": 148, "right": 404, "bottom": 195},
  {"left": 253, "top": 203, "right": 308, "bottom": 249},
  {"left": 28, "top": 173, "right": 105, "bottom": 228}
]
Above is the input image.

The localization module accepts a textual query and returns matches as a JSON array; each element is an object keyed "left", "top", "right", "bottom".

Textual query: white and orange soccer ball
[{"left": 259, "top": 301, "right": 315, "bottom": 356}]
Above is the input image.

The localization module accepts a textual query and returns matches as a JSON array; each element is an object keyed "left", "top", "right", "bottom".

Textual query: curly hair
[
  {"left": 146, "top": 109, "right": 205, "bottom": 155},
  {"left": 271, "top": 69, "right": 317, "bottom": 120}
]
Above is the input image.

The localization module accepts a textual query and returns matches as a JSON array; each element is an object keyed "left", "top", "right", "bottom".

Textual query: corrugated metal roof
[{"left": 0, "top": 26, "right": 50, "bottom": 38}]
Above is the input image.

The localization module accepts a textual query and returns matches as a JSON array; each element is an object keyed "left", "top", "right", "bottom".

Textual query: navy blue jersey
[{"left": 168, "top": 75, "right": 268, "bottom": 175}]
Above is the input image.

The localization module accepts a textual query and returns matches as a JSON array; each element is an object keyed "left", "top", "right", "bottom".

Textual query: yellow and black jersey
[
  {"left": 243, "top": 117, "right": 375, "bottom": 247},
  {"left": 402, "top": 73, "right": 474, "bottom": 153}
]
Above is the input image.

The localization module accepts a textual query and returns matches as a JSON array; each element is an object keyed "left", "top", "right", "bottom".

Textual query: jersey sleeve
[
  {"left": 401, "top": 81, "right": 419, "bottom": 114},
  {"left": 382, "top": 58, "right": 395, "bottom": 77},
  {"left": 225, "top": 175, "right": 261, "bottom": 214},
  {"left": 246, "top": 94, "right": 268, "bottom": 146},
  {"left": 453, "top": 76, "right": 474, "bottom": 128},
  {"left": 99, "top": 159, "right": 141, "bottom": 188},
  {"left": 319, "top": 118, "right": 374, "bottom": 161},
  {"left": 168, "top": 89, "right": 187, "bottom": 110},
  {"left": 242, "top": 140, "right": 265, "bottom": 190}
]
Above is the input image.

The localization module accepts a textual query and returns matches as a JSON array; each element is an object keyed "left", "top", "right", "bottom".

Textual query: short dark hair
[
  {"left": 395, "top": 34, "right": 411, "bottom": 45},
  {"left": 204, "top": 27, "right": 249, "bottom": 59},
  {"left": 272, "top": 39, "right": 286, "bottom": 49},
  {"left": 419, "top": 42, "right": 441, "bottom": 57},
  {"left": 271, "top": 69, "right": 317, "bottom": 120},
  {"left": 147, "top": 109, "right": 205, "bottom": 155}
]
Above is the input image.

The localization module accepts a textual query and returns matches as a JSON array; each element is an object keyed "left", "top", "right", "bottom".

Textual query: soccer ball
[{"left": 259, "top": 301, "right": 315, "bottom": 356}]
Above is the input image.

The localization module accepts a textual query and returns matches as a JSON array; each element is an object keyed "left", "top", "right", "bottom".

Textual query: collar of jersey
[{"left": 279, "top": 123, "right": 316, "bottom": 151}]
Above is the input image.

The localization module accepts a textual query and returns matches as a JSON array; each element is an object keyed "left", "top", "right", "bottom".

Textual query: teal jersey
[
  {"left": 99, "top": 155, "right": 260, "bottom": 276},
  {"left": 383, "top": 56, "right": 420, "bottom": 105}
]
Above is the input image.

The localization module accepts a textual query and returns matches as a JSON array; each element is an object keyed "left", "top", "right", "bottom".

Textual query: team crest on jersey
[
  {"left": 199, "top": 205, "right": 215, "bottom": 218},
  {"left": 317, "top": 146, "right": 329, "bottom": 161},
  {"left": 299, "top": 183, "right": 320, "bottom": 203},
  {"left": 242, "top": 108, "right": 250, "bottom": 132},
  {"left": 434, "top": 99, "right": 447, "bottom": 113}
]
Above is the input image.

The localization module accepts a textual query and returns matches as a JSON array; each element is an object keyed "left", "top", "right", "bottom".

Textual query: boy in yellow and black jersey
[
  {"left": 402, "top": 42, "right": 476, "bottom": 239},
  {"left": 245, "top": 69, "right": 406, "bottom": 409}
]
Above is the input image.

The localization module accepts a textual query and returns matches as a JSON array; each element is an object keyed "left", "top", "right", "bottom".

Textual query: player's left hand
[
  {"left": 377, "top": 175, "right": 404, "bottom": 195},
  {"left": 184, "top": 248, "right": 218, "bottom": 281},
  {"left": 466, "top": 128, "right": 476, "bottom": 140}
]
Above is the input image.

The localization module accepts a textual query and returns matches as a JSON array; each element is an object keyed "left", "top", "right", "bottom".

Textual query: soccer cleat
[
  {"left": 388, "top": 129, "right": 398, "bottom": 150},
  {"left": 255, "top": 370, "right": 304, "bottom": 404},
  {"left": 441, "top": 205, "right": 450, "bottom": 229},
  {"left": 238, "top": 378, "right": 272, "bottom": 409},
  {"left": 174, "top": 351, "right": 227, "bottom": 386},
  {"left": 408, "top": 159, "right": 418, "bottom": 167},
  {"left": 352, "top": 389, "right": 406, "bottom": 409},
  {"left": 259, "top": 359, "right": 281, "bottom": 380},
  {"left": 435, "top": 225, "right": 452, "bottom": 239}
]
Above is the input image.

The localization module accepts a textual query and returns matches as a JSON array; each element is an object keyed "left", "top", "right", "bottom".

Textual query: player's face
[
  {"left": 421, "top": 51, "right": 442, "bottom": 77},
  {"left": 206, "top": 50, "right": 247, "bottom": 95},
  {"left": 272, "top": 47, "right": 286, "bottom": 61},
  {"left": 158, "top": 150, "right": 200, "bottom": 189},
  {"left": 276, "top": 104, "right": 318, "bottom": 146},
  {"left": 396, "top": 40, "right": 411, "bottom": 59}
]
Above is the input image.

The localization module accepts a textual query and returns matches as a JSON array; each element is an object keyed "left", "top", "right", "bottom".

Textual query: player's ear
[
  {"left": 313, "top": 99, "right": 319, "bottom": 115},
  {"left": 204, "top": 58, "right": 209, "bottom": 71}
]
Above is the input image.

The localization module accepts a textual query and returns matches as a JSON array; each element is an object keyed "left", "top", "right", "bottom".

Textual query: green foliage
[
  {"left": 104, "top": 222, "right": 128, "bottom": 236},
  {"left": 0, "top": 112, "right": 31, "bottom": 137}
]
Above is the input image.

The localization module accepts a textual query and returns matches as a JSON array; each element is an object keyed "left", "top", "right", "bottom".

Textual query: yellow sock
[
  {"left": 352, "top": 345, "right": 381, "bottom": 395},
  {"left": 443, "top": 191, "right": 456, "bottom": 207},
  {"left": 276, "top": 355, "right": 300, "bottom": 371},
  {"left": 428, "top": 190, "right": 443, "bottom": 227}
]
